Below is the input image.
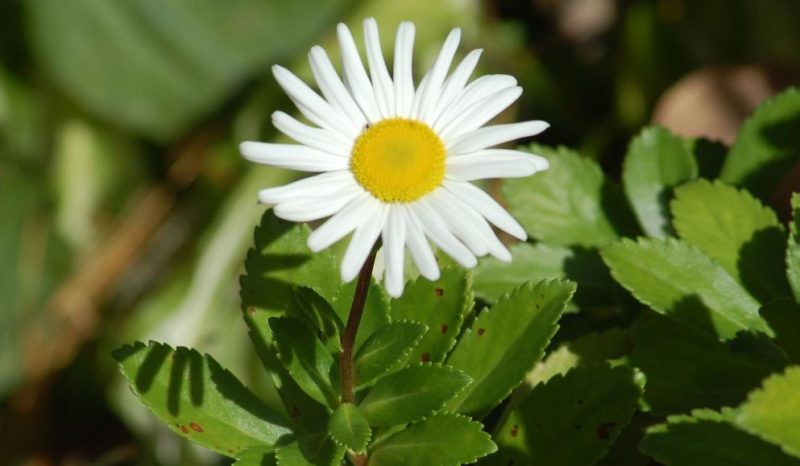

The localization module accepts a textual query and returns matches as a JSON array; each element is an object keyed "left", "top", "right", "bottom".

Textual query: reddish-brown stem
[{"left": 339, "top": 251, "right": 377, "bottom": 404}]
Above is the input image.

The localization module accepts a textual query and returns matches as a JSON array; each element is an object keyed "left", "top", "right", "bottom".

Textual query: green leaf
[
  {"left": 602, "top": 237, "right": 768, "bottom": 339},
  {"left": 671, "top": 179, "right": 789, "bottom": 301},
  {"left": 503, "top": 145, "right": 637, "bottom": 248},
  {"left": 369, "top": 413, "right": 496, "bottom": 466},
  {"left": 327, "top": 403, "right": 371, "bottom": 453},
  {"left": 445, "top": 280, "right": 575, "bottom": 419},
  {"left": 689, "top": 137, "right": 727, "bottom": 179},
  {"left": 629, "top": 313, "right": 786, "bottom": 415},
  {"left": 720, "top": 87, "right": 800, "bottom": 201},
  {"left": 113, "top": 341, "right": 292, "bottom": 458},
  {"left": 735, "top": 366, "right": 800, "bottom": 459},
  {"left": 354, "top": 321, "right": 427, "bottom": 388},
  {"left": 25, "top": 0, "right": 347, "bottom": 141},
  {"left": 487, "top": 365, "right": 641, "bottom": 466},
  {"left": 641, "top": 409, "right": 800, "bottom": 466},
  {"left": 274, "top": 434, "right": 344, "bottom": 466},
  {"left": 270, "top": 317, "right": 339, "bottom": 408},
  {"left": 787, "top": 194, "right": 800, "bottom": 302},
  {"left": 290, "top": 286, "right": 344, "bottom": 353},
  {"left": 472, "top": 242, "right": 614, "bottom": 307},
  {"left": 359, "top": 364, "right": 471, "bottom": 427},
  {"left": 235, "top": 448, "right": 278, "bottom": 466},
  {"left": 622, "top": 126, "right": 698, "bottom": 237},
  {"left": 330, "top": 277, "right": 391, "bottom": 351},
  {"left": 390, "top": 267, "right": 473, "bottom": 364},
  {"left": 761, "top": 300, "right": 800, "bottom": 363}
]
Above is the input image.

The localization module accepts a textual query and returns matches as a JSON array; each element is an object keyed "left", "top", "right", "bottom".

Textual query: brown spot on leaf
[
  {"left": 180, "top": 425, "right": 189, "bottom": 434},
  {"left": 434, "top": 288, "right": 444, "bottom": 297},
  {"left": 421, "top": 352, "right": 431, "bottom": 363},
  {"left": 291, "top": 405, "right": 301, "bottom": 418},
  {"left": 477, "top": 328, "right": 486, "bottom": 336},
  {"left": 596, "top": 422, "right": 616, "bottom": 440},
  {"left": 440, "top": 323, "right": 449, "bottom": 333},
  {"left": 247, "top": 306, "right": 256, "bottom": 316},
  {"left": 510, "top": 425, "right": 519, "bottom": 437},
  {"left": 190, "top": 422, "right": 203, "bottom": 433}
]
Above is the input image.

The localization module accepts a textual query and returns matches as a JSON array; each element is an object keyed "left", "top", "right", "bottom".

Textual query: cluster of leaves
[{"left": 115, "top": 87, "right": 800, "bottom": 465}]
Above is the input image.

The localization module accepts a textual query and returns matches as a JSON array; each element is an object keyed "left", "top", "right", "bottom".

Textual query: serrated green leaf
[
  {"left": 390, "top": 267, "right": 472, "bottom": 364},
  {"left": 330, "top": 277, "right": 390, "bottom": 351},
  {"left": 359, "top": 364, "right": 471, "bottom": 427},
  {"left": 629, "top": 313, "right": 785, "bottom": 415},
  {"left": 641, "top": 409, "right": 800, "bottom": 466},
  {"left": 472, "top": 242, "right": 614, "bottom": 307},
  {"left": 622, "top": 126, "right": 698, "bottom": 237},
  {"left": 486, "top": 365, "right": 640, "bottom": 466},
  {"left": 787, "top": 194, "right": 800, "bottom": 302},
  {"left": 671, "top": 179, "right": 789, "bottom": 301},
  {"left": 290, "top": 286, "right": 344, "bottom": 353},
  {"left": 445, "top": 280, "right": 575, "bottom": 419},
  {"left": 327, "top": 403, "right": 371, "bottom": 453},
  {"left": 275, "top": 434, "right": 344, "bottom": 466},
  {"left": 720, "top": 87, "right": 800, "bottom": 201},
  {"left": 503, "top": 145, "right": 637, "bottom": 248},
  {"left": 602, "top": 237, "right": 768, "bottom": 339},
  {"left": 113, "top": 341, "right": 292, "bottom": 458},
  {"left": 354, "top": 321, "right": 427, "bottom": 388},
  {"left": 270, "top": 317, "right": 339, "bottom": 408},
  {"left": 235, "top": 447, "right": 278, "bottom": 466},
  {"left": 735, "top": 366, "right": 800, "bottom": 459},
  {"left": 761, "top": 300, "right": 800, "bottom": 363},
  {"left": 369, "top": 413, "right": 496, "bottom": 466}
]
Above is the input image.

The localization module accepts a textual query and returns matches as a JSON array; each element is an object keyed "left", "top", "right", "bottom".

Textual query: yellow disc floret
[{"left": 350, "top": 118, "right": 446, "bottom": 203}]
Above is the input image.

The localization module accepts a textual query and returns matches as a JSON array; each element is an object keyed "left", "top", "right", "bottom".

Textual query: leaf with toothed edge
[
  {"left": 274, "top": 434, "right": 344, "bottom": 466},
  {"left": 327, "top": 403, "right": 371, "bottom": 453},
  {"left": 289, "top": 286, "right": 344, "bottom": 353},
  {"left": 445, "top": 279, "right": 576, "bottom": 419},
  {"left": 354, "top": 320, "right": 428, "bottom": 389},
  {"left": 369, "top": 413, "right": 497, "bottom": 466},
  {"left": 113, "top": 341, "right": 293, "bottom": 458},
  {"left": 390, "top": 267, "right": 473, "bottom": 364},
  {"left": 358, "top": 364, "right": 472, "bottom": 427}
]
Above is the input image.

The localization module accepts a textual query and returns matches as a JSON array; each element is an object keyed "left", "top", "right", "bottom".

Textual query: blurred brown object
[{"left": 652, "top": 64, "right": 800, "bottom": 144}]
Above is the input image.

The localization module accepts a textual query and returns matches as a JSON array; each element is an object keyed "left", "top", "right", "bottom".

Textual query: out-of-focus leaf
[
  {"left": 720, "top": 87, "right": 800, "bottom": 201},
  {"left": 113, "top": 341, "right": 293, "bottom": 458},
  {"left": 622, "top": 126, "right": 697, "bottom": 237},
  {"left": 760, "top": 300, "right": 800, "bottom": 364},
  {"left": 787, "top": 194, "right": 800, "bottom": 302},
  {"left": 25, "top": 0, "right": 348, "bottom": 141}
]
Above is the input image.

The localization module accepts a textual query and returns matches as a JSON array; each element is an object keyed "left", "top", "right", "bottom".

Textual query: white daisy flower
[{"left": 241, "top": 18, "right": 549, "bottom": 298}]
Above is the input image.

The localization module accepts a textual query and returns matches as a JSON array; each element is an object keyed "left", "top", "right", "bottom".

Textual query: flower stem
[{"left": 340, "top": 251, "right": 377, "bottom": 404}]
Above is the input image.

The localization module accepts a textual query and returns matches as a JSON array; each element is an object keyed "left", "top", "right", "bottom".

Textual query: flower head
[{"left": 241, "top": 18, "right": 549, "bottom": 297}]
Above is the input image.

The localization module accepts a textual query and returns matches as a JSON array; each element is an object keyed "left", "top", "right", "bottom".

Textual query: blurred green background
[{"left": 1, "top": 0, "right": 799, "bottom": 464}]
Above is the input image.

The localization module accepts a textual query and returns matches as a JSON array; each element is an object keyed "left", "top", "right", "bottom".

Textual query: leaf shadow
[{"left": 738, "top": 227, "right": 792, "bottom": 302}]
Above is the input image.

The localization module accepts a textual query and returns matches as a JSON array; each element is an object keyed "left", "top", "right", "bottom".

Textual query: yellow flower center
[{"left": 351, "top": 118, "right": 446, "bottom": 203}]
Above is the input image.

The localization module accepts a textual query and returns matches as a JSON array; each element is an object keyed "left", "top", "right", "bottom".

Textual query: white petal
[
  {"left": 273, "top": 185, "right": 360, "bottom": 222},
  {"left": 444, "top": 180, "right": 527, "bottom": 240},
  {"left": 240, "top": 142, "right": 348, "bottom": 172},
  {"left": 341, "top": 204, "right": 387, "bottom": 282},
  {"left": 429, "top": 49, "right": 482, "bottom": 123},
  {"left": 433, "top": 75, "right": 517, "bottom": 132},
  {"left": 412, "top": 199, "right": 477, "bottom": 268},
  {"left": 393, "top": 22, "right": 416, "bottom": 118},
  {"left": 447, "top": 120, "right": 550, "bottom": 154},
  {"left": 445, "top": 149, "right": 548, "bottom": 181},
  {"left": 309, "top": 46, "right": 367, "bottom": 128},
  {"left": 413, "top": 28, "right": 461, "bottom": 122},
  {"left": 438, "top": 189, "right": 511, "bottom": 262},
  {"left": 402, "top": 205, "right": 440, "bottom": 281},
  {"left": 337, "top": 23, "right": 381, "bottom": 122},
  {"left": 307, "top": 193, "right": 375, "bottom": 252},
  {"left": 382, "top": 208, "right": 407, "bottom": 298},
  {"left": 258, "top": 171, "right": 355, "bottom": 204},
  {"left": 272, "top": 111, "right": 351, "bottom": 155},
  {"left": 363, "top": 18, "right": 395, "bottom": 118},
  {"left": 272, "top": 65, "right": 359, "bottom": 138},
  {"left": 427, "top": 191, "right": 489, "bottom": 256},
  {"left": 438, "top": 86, "right": 522, "bottom": 141}
]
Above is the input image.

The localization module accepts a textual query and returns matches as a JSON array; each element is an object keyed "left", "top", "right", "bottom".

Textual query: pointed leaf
[
  {"left": 275, "top": 434, "right": 344, "bottom": 466},
  {"left": 787, "top": 194, "right": 800, "bottom": 302},
  {"left": 359, "top": 364, "right": 471, "bottom": 427},
  {"left": 720, "top": 87, "right": 800, "bottom": 201},
  {"left": 445, "top": 280, "right": 575, "bottom": 419},
  {"left": 270, "top": 317, "right": 339, "bottom": 408},
  {"left": 327, "top": 403, "right": 371, "bottom": 453},
  {"left": 487, "top": 365, "right": 641, "bottom": 466},
  {"left": 113, "top": 342, "right": 292, "bottom": 458},
  {"left": 735, "top": 366, "right": 800, "bottom": 459},
  {"left": 290, "top": 286, "right": 344, "bottom": 352},
  {"left": 330, "top": 277, "right": 390, "bottom": 350},
  {"left": 354, "top": 321, "right": 427, "bottom": 388},
  {"left": 641, "top": 409, "right": 800, "bottom": 466},
  {"left": 503, "top": 145, "right": 637, "bottom": 247},
  {"left": 761, "top": 300, "right": 800, "bottom": 363},
  {"left": 672, "top": 179, "right": 789, "bottom": 301},
  {"left": 390, "top": 267, "right": 473, "bottom": 364},
  {"left": 602, "top": 237, "right": 768, "bottom": 339},
  {"left": 622, "top": 126, "right": 698, "bottom": 237},
  {"left": 369, "top": 413, "right": 496, "bottom": 466}
]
